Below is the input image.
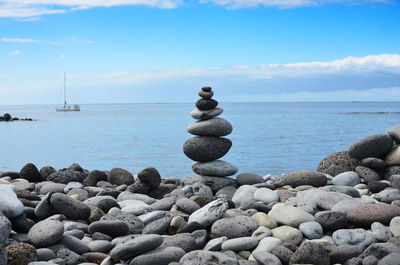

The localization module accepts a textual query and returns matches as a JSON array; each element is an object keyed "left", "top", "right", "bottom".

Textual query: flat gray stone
[
  {"left": 110, "top": 234, "right": 163, "bottom": 261},
  {"left": 332, "top": 171, "right": 360, "bottom": 186},
  {"left": 130, "top": 247, "right": 185, "bottom": 265},
  {"left": 27, "top": 220, "right": 64, "bottom": 248},
  {"left": 0, "top": 213, "right": 11, "bottom": 243},
  {"left": 254, "top": 188, "right": 279, "bottom": 204},
  {"left": 0, "top": 184, "right": 24, "bottom": 218},
  {"left": 50, "top": 193, "right": 91, "bottom": 220},
  {"left": 204, "top": 236, "right": 228, "bottom": 251},
  {"left": 187, "top": 117, "right": 232, "bottom": 137},
  {"left": 232, "top": 185, "right": 257, "bottom": 206},
  {"left": 211, "top": 215, "right": 259, "bottom": 239},
  {"left": 188, "top": 198, "right": 228, "bottom": 227},
  {"left": 190, "top": 108, "right": 223, "bottom": 120},
  {"left": 221, "top": 237, "right": 259, "bottom": 252},
  {"left": 299, "top": 221, "right": 324, "bottom": 239},
  {"left": 179, "top": 250, "right": 239, "bottom": 265},
  {"left": 332, "top": 228, "right": 375, "bottom": 250},
  {"left": 252, "top": 251, "right": 282, "bottom": 265},
  {"left": 274, "top": 170, "right": 327, "bottom": 188},
  {"left": 192, "top": 160, "right": 238, "bottom": 177},
  {"left": 268, "top": 203, "right": 314, "bottom": 228}
]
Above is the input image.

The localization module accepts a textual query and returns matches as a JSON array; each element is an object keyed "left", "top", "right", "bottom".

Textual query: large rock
[
  {"left": 137, "top": 167, "right": 161, "bottom": 190},
  {"left": 49, "top": 193, "right": 91, "bottom": 220},
  {"left": 332, "top": 228, "right": 375, "bottom": 250},
  {"left": 348, "top": 133, "right": 393, "bottom": 159},
  {"left": 27, "top": 220, "right": 64, "bottom": 248},
  {"left": 187, "top": 118, "right": 232, "bottom": 137},
  {"left": 289, "top": 241, "right": 330, "bottom": 265},
  {"left": 108, "top": 168, "right": 134, "bottom": 186},
  {"left": 190, "top": 108, "right": 223, "bottom": 120},
  {"left": 211, "top": 215, "right": 259, "bottom": 239},
  {"left": 388, "top": 124, "right": 400, "bottom": 143},
  {"left": 188, "top": 198, "right": 228, "bottom": 227},
  {"left": 179, "top": 250, "right": 239, "bottom": 265},
  {"left": 317, "top": 151, "right": 360, "bottom": 176},
  {"left": 268, "top": 203, "right": 314, "bottom": 228},
  {"left": 20, "top": 163, "right": 42, "bottom": 182},
  {"left": 47, "top": 170, "right": 86, "bottom": 184},
  {"left": 332, "top": 171, "right": 360, "bottom": 186},
  {"left": 347, "top": 203, "right": 400, "bottom": 227},
  {"left": 183, "top": 136, "right": 232, "bottom": 162},
  {"left": 192, "top": 160, "right": 238, "bottom": 177},
  {"left": 5, "top": 242, "right": 37, "bottom": 265},
  {"left": 274, "top": 170, "right": 327, "bottom": 188},
  {"left": 110, "top": 234, "right": 163, "bottom": 261},
  {"left": 195, "top": 99, "right": 218, "bottom": 110},
  {"left": 85, "top": 170, "right": 108, "bottom": 186},
  {"left": 0, "top": 184, "right": 24, "bottom": 218}
]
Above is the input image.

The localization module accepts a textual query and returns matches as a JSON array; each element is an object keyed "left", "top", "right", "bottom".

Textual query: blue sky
[{"left": 0, "top": 0, "right": 399, "bottom": 104}]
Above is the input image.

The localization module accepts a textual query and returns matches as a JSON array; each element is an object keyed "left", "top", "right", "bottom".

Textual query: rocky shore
[
  {"left": 1, "top": 93, "right": 400, "bottom": 265},
  {"left": 0, "top": 113, "right": 34, "bottom": 122}
]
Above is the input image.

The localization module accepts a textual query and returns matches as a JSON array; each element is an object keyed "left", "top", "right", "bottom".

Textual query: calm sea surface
[{"left": 0, "top": 102, "right": 399, "bottom": 178}]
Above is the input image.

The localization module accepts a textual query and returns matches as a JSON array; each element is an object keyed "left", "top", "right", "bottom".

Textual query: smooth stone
[
  {"left": 363, "top": 242, "right": 400, "bottom": 259},
  {"left": 271, "top": 225, "right": 303, "bottom": 245},
  {"left": 252, "top": 251, "right": 282, "bottom": 265},
  {"left": 317, "top": 151, "right": 361, "bottom": 177},
  {"left": 299, "top": 221, "right": 324, "bottom": 239},
  {"left": 176, "top": 198, "right": 201, "bottom": 214},
  {"left": 130, "top": 247, "right": 185, "bottom": 265},
  {"left": 203, "top": 236, "right": 228, "bottom": 251},
  {"left": 85, "top": 170, "right": 108, "bottom": 187},
  {"left": 221, "top": 237, "right": 258, "bottom": 252},
  {"left": 390, "top": 216, "right": 400, "bottom": 236},
  {"left": 0, "top": 184, "right": 24, "bottom": 218},
  {"left": 190, "top": 108, "right": 223, "bottom": 120},
  {"left": 356, "top": 166, "right": 382, "bottom": 183},
  {"left": 332, "top": 171, "right": 361, "bottom": 186},
  {"left": 311, "top": 190, "right": 353, "bottom": 210},
  {"left": 249, "top": 237, "right": 282, "bottom": 261},
  {"left": 347, "top": 203, "right": 400, "bottom": 227},
  {"left": 83, "top": 196, "right": 119, "bottom": 213},
  {"left": 211, "top": 215, "right": 259, "bottom": 239},
  {"left": 150, "top": 197, "right": 176, "bottom": 211},
  {"left": 50, "top": 193, "right": 91, "bottom": 220},
  {"left": 331, "top": 198, "right": 375, "bottom": 214},
  {"left": 378, "top": 253, "right": 400, "bottom": 265},
  {"left": 332, "top": 228, "right": 375, "bottom": 250},
  {"left": 201, "top": 86, "right": 212, "bottom": 92},
  {"left": 251, "top": 226, "right": 272, "bottom": 240},
  {"left": 268, "top": 203, "right": 314, "bottom": 228},
  {"left": 191, "top": 229, "right": 208, "bottom": 249},
  {"left": 64, "top": 229, "right": 84, "bottom": 239},
  {"left": 195, "top": 98, "right": 218, "bottom": 110},
  {"left": 371, "top": 222, "right": 392, "bottom": 242},
  {"left": 192, "top": 160, "right": 238, "bottom": 177},
  {"left": 183, "top": 136, "right": 232, "bottom": 162},
  {"left": 39, "top": 183, "right": 66, "bottom": 194},
  {"left": 37, "top": 248, "right": 56, "bottom": 261},
  {"left": 187, "top": 118, "right": 232, "bottom": 137},
  {"left": 329, "top": 245, "right": 363, "bottom": 264},
  {"left": 110, "top": 234, "right": 163, "bottom": 261},
  {"left": 386, "top": 146, "right": 400, "bottom": 166},
  {"left": 27, "top": 220, "right": 64, "bottom": 248},
  {"left": 159, "top": 233, "right": 197, "bottom": 252},
  {"left": 388, "top": 124, "right": 400, "bottom": 143},
  {"left": 348, "top": 133, "right": 393, "bottom": 159},
  {"left": 270, "top": 245, "right": 294, "bottom": 265},
  {"left": 188, "top": 198, "right": 228, "bottom": 227},
  {"left": 216, "top": 186, "right": 237, "bottom": 200},
  {"left": 83, "top": 253, "right": 108, "bottom": 264},
  {"left": 289, "top": 241, "right": 330, "bottom": 265},
  {"left": 88, "top": 240, "right": 113, "bottom": 253},
  {"left": 59, "top": 234, "right": 89, "bottom": 254},
  {"left": 179, "top": 250, "right": 239, "bottom": 265},
  {"left": 108, "top": 168, "right": 134, "bottom": 186},
  {"left": 180, "top": 175, "right": 238, "bottom": 193},
  {"left": 315, "top": 210, "right": 348, "bottom": 231},
  {"left": 57, "top": 248, "right": 86, "bottom": 265},
  {"left": 119, "top": 199, "right": 150, "bottom": 215},
  {"left": 191, "top": 182, "right": 213, "bottom": 197},
  {"left": 138, "top": 211, "right": 166, "bottom": 225},
  {"left": 198, "top": 90, "right": 213, "bottom": 99},
  {"left": 117, "top": 191, "right": 156, "bottom": 204},
  {"left": 137, "top": 167, "right": 161, "bottom": 190},
  {"left": 285, "top": 196, "right": 317, "bottom": 214},
  {"left": 142, "top": 216, "right": 171, "bottom": 234},
  {"left": 34, "top": 192, "right": 55, "bottom": 219},
  {"left": 274, "top": 170, "right": 327, "bottom": 188},
  {"left": 0, "top": 213, "right": 12, "bottom": 243},
  {"left": 20, "top": 163, "right": 42, "bottom": 182},
  {"left": 362, "top": 157, "right": 387, "bottom": 168},
  {"left": 88, "top": 220, "right": 129, "bottom": 238},
  {"left": 64, "top": 182, "right": 83, "bottom": 193},
  {"left": 232, "top": 185, "right": 257, "bottom": 206},
  {"left": 236, "top": 173, "right": 265, "bottom": 186},
  {"left": 254, "top": 188, "right": 279, "bottom": 204}
]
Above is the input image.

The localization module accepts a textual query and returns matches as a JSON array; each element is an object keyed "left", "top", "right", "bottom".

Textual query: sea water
[{"left": 0, "top": 102, "right": 399, "bottom": 178}]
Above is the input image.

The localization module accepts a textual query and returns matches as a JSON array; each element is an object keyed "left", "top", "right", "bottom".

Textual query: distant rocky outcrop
[{"left": 0, "top": 113, "right": 34, "bottom": 122}]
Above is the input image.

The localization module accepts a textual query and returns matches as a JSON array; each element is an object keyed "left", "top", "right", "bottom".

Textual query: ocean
[{"left": 0, "top": 102, "right": 399, "bottom": 178}]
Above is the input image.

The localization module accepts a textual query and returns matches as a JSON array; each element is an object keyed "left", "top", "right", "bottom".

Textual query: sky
[{"left": 0, "top": 0, "right": 399, "bottom": 104}]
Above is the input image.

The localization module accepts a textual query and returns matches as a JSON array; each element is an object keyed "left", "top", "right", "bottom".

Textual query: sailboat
[{"left": 56, "top": 73, "right": 80, "bottom": 112}]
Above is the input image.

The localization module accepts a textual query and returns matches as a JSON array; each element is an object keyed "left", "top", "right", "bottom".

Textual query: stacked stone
[{"left": 183, "top": 86, "right": 238, "bottom": 178}]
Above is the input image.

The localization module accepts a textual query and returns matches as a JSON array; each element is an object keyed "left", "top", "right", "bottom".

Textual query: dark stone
[
  {"left": 202, "top": 86, "right": 212, "bottom": 92},
  {"left": 130, "top": 247, "right": 185, "bottom": 265},
  {"left": 195, "top": 99, "right": 218, "bottom": 110},
  {"left": 39, "top": 166, "right": 56, "bottom": 180},
  {"left": 101, "top": 208, "right": 145, "bottom": 234},
  {"left": 318, "top": 151, "right": 361, "bottom": 177},
  {"left": 138, "top": 167, "right": 161, "bottom": 190},
  {"left": 148, "top": 183, "right": 177, "bottom": 199},
  {"left": 176, "top": 198, "right": 201, "bottom": 214},
  {"left": 329, "top": 245, "right": 362, "bottom": 263},
  {"left": 187, "top": 118, "right": 233, "bottom": 137},
  {"left": 289, "top": 241, "right": 330, "bottom": 265},
  {"left": 83, "top": 196, "right": 119, "bottom": 213},
  {"left": 388, "top": 124, "right": 400, "bottom": 143},
  {"left": 199, "top": 90, "right": 214, "bottom": 99},
  {"left": 344, "top": 257, "right": 363, "bottom": 265},
  {"left": 179, "top": 250, "right": 239, "bottom": 265},
  {"left": 361, "top": 157, "right": 387, "bottom": 169},
  {"left": 0, "top": 172, "right": 20, "bottom": 179},
  {"left": 57, "top": 248, "right": 86, "bottom": 265},
  {"left": 110, "top": 234, "right": 164, "bottom": 261},
  {"left": 160, "top": 233, "right": 197, "bottom": 252},
  {"left": 362, "top": 255, "right": 379, "bottom": 265},
  {"left": 83, "top": 252, "right": 108, "bottom": 264},
  {"left": 68, "top": 163, "right": 83, "bottom": 172},
  {"left": 191, "top": 196, "right": 216, "bottom": 208},
  {"left": 378, "top": 253, "right": 400, "bottom": 265},
  {"left": 211, "top": 216, "right": 259, "bottom": 239},
  {"left": 88, "top": 207, "right": 105, "bottom": 223},
  {"left": 47, "top": 170, "right": 86, "bottom": 184},
  {"left": 368, "top": 181, "right": 389, "bottom": 193},
  {"left": 362, "top": 243, "right": 400, "bottom": 259},
  {"left": 348, "top": 134, "right": 394, "bottom": 159},
  {"left": 236, "top": 173, "right": 265, "bottom": 186},
  {"left": 59, "top": 234, "right": 90, "bottom": 254},
  {"left": 5, "top": 242, "right": 37, "bottom": 265},
  {"left": 356, "top": 166, "right": 382, "bottom": 183},
  {"left": 36, "top": 248, "right": 56, "bottom": 261},
  {"left": 239, "top": 199, "right": 271, "bottom": 214},
  {"left": 10, "top": 213, "right": 34, "bottom": 233},
  {"left": 3, "top": 113, "right": 11, "bottom": 121},
  {"left": 142, "top": 216, "right": 171, "bottom": 235},
  {"left": 49, "top": 193, "right": 91, "bottom": 220},
  {"left": 177, "top": 222, "right": 202, "bottom": 233},
  {"left": 96, "top": 189, "right": 120, "bottom": 198},
  {"left": 108, "top": 168, "right": 134, "bottom": 186},
  {"left": 128, "top": 181, "right": 150, "bottom": 194},
  {"left": 347, "top": 203, "right": 400, "bottom": 226},
  {"left": 88, "top": 220, "right": 129, "bottom": 238},
  {"left": 92, "top": 232, "right": 112, "bottom": 241},
  {"left": 20, "top": 163, "right": 41, "bottom": 182},
  {"left": 85, "top": 170, "right": 108, "bottom": 186},
  {"left": 183, "top": 136, "right": 232, "bottom": 162},
  {"left": 315, "top": 211, "right": 348, "bottom": 231},
  {"left": 271, "top": 245, "right": 294, "bottom": 265},
  {"left": 274, "top": 170, "right": 327, "bottom": 188},
  {"left": 385, "top": 166, "right": 400, "bottom": 180}
]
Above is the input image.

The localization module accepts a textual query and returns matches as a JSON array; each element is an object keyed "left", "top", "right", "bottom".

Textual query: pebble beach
[{"left": 1, "top": 88, "right": 400, "bottom": 265}]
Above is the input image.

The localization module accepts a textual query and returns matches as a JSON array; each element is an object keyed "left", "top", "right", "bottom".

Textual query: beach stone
[
  {"left": 268, "top": 203, "right": 314, "bottom": 228},
  {"left": 299, "top": 221, "right": 324, "bottom": 239},
  {"left": 188, "top": 198, "right": 228, "bottom": 227},
  {"left": 221, "top": 237, "right": 258, "bottom": 252},
  {"left": 254, "top": 188, "right": 279, "bottom": 204},
  {"left": 216, "top": 186, "right": 237, "bottom": 200},
  {"left": 20, "top": 163, "right": 41, "bottom": 182},
  {"left": 289, "top": 241, "right": 330, "bottom": 265},
  {"left": 252, "top": 251, "right": 282, "bottom": 265},
  {"left": 0, "top": 214, "right": 11, "bottom": 243},
  {"left": 191, "top": 229, "right": 208, "bottom": 249},
  {"left": 88, "top": 240, "right": 113, "bottom": 253},
  {"left": 137, "top": 167, "right": 161, "bottom": 189},
  {"left": 47, "top": 170, "right": 86, "bottom": 184},
  {"left": 388, "top": 124, "right": 400, "bottom": 143},
  {"left": 331, "top": 198, "right": 374, "bottom": 214},
  {"left": 348, "top": 134, "right": 393, "bottom": 159},
  {"left": 232, "top": 185, "right": 257, "bottom": 205},
  {"left": 363, "top": 242, "right": 400, "bottom": 259},
  {"left": 313, "top": 190, "right": 353, "bottom": 210},
  {"left": 371, "top": 222, "right": 392, "bottom": 242},
  {"left": 128, "top": 181, "right": 150, "bottom": 194},
  {"left": 138, "top": 210, "right": 166, "bottom": 225},
  {"left": 211, "top": 215, "right": 259, "bottom": 239},
  {"left": 5, "top": 242, "right": 37, "bottom": 265},
  {"left": 332, "top": 171, "right": 361, "bottom": 186},
  {"left": 347, "top": 203, "right": 400, "bottom": 226},
  {"left": 83, "top": 252, "right": 108, "bottom": 264},
  {"left": 199, "top": 90, "right": 213, "bottom": 99},
  {"left": 85, "top": 170, "right": 107, "bottom": 186},
  {"left": 201, "top": 86, "right": 212, "bottom": 92},
  {"left": 236, "top": 173, "right": 264, "bottom": 186},
  {"left": 179, "top": 250, "right": 239, "bottom": 265},
  {"left": 57, "top": 248, "right": 86, "bottom": 265},
  {"left": 180, "top": 175, "right": 237, "bottom": 193},
  {"left": 88, "top": 220, "right": 129, "bottom": 238},
  {"left": 119, "top": 199, "right": 150, "bottom": 215},
  {"left": 142, "top": 216, "right": 171, "bottom": 234},
  {"left": 37, "top": 248, "right": 56, "bottom": 261},
  {"left": 117, "top": 191, "right": 156, "bottom": 204},
  {"left": 39, "top": 183, "right": 66, "bottom": 194},
  {"left": 191, "top": 182, "right": 213, "bottom": 197},
  {"left": 204, "top": 236, "right": 228, "bottom": 251},
  {"left": 160, "top": 233, "right": 197, "bottom": 252},
  {"left": 39, "top": 166, "right": 56, "bottom": 180},
  {"left": 378, "top": 253, "right": 400, "bottom": 265},
  {"left": 386, "top": 146, "right": 400, "bottom": 166},
  {"left": 329, "top": 245, "right": 362, "bottom": 264},
  {"left": 315, "top": 211, "right": 348, "bottom": 231},
  {"left": 318, "top": 151, "right": 361, "bottom": 176},
  {"left": 183, "top": 136, "right": 232, "bottom": 162},
  {"left": 35, "top": 191, "right": 56, "bottom": 219},
  {"left": 320, "top": 184, "right": 361, "bottom": 197},
  {"left": 390, "top": 216, "right": 400, "bottom": 236},
  {"left": 110, "top": 234, "right": 163, "bottom": 261},
  {"left": 195, "top": 98, "right": 218, "bottom": 110},
  {"left": 270, "top": 245, "right": 293, "bottom": 265},
  {"left": 332, "top": 228, "right": 375, "bottom": 250},
  {"left": 59, "top": 234, "right": 89, "bottom": 254},
  {"left": 187, "top": 118, "right": 232, "bottom": 137},
  {"left": 250, "top": 237, "right": 282, "bottom": 260},
  {"left": 362, "top": 157, "right": 387, "bottom": 168},
  {"left": 192, "top": 160, "right": 238, "bottom": 177},
  {"left": 274, "top": 170, "right": 327, "bottom": 188},
  {"left": 0, "top": 184, "right": 24, "bottom": 218},
  {"left": 368, "top": 181, "right": 389, "bottom": 193},
  {"left": 150, "top": 197, "right": 176, "bottom": 211},
  {"left": 50, "top": 193, "right": 90, "bottom": 220},
  {"left": 27, "top": 220, "right": 64, "bottom": 248},
  {"left": 285, "top": 196, "right": 317, "bottom": 214},
  {"left": 84, "top": 196, "right": 119, "bottom": 213},
  {"left": 271, "top": 225, "right": 303, "bottom": 245},
  {"left": 190, "top": 108, "right": 223, "bottom": 120},
  {"left": 176, "top": 198, "right": 201, "bottom": 214},
  {"left": 356, "top": 166, "right": 382, "bottom": 183},
  {"left": 130, "top": 247, "right": 185, "bottom": 265},
  {"left": 108, "top": 168, "right": 134, "bottom": 186},
  {"left": 385, "top": 166, "right": 400, "bottom": 180},
  {"left": 10, "top": 212, "right": 34, "bottom": 233},
  {"left": 64, "top": 182, "right": 83, "bottom": 193},
  {"left": 67, "top": 188, "right": 89, "bottom": 201}
]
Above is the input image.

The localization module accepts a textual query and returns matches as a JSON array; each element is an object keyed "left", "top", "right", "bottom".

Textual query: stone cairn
[{"left": 183, "top": 86, "right": 238, "bottom": 178}]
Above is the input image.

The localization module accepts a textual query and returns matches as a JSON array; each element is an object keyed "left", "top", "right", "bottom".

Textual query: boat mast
[{"left": 64, "top": 73, "right": 67, "bottom": 106}]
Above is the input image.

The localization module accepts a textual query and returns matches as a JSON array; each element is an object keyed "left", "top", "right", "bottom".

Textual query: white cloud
[
  {"left": 0, "top": 74, "right": 5, "bottom": 78},
  {"left": 59, "top": 54, "right": 66, "bottom": 59},
  {"left": 8, "top": 50, "right": 20, "bottom": 56},
  {"left": 2, "top": 37, "right": 95, "bottom": 45}
]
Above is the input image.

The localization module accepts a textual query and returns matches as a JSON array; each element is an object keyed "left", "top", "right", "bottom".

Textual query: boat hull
[{"left": 56, "top": 106, "right": 80, "bottom": 112}]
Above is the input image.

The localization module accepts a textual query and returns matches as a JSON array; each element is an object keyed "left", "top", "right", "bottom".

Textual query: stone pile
[{"left": 183, "top": 86, "right": 238, "bottom": 179}]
